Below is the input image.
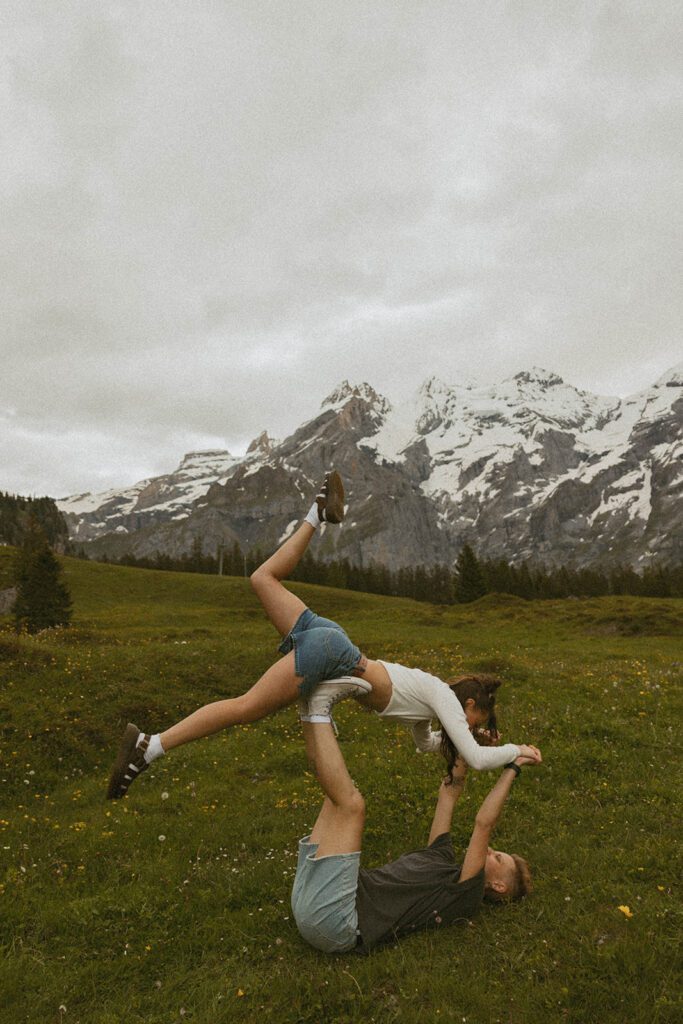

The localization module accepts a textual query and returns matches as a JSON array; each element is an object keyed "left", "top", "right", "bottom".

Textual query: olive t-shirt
[{"left": 355, "top": 833, "right": 485, "bottom": 953}]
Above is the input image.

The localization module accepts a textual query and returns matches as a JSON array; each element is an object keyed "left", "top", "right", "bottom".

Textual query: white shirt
[{"left": 376, "top": 661, "right": 521, "bottom": 771}]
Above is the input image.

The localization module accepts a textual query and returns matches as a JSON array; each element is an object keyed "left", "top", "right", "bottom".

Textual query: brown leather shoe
[
  {"left": 106, "top": 722, "right": 150, "bottom": 799},
  {"left": 315, "top": 471, "right": 345, "bottom": 524}
]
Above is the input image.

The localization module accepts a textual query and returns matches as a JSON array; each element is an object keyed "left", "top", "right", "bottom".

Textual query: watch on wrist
[{"left": 504, "top": 761, "right": 521, "bottom": 777}]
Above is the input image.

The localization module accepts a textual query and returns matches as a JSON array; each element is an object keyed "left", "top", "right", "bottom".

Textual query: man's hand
[
  {"left": 440, "top": 768, "right": 466, "bottom": 798},
  {"left": 517, "top": 744, "right": 542, "bottom": 763},
  {"left": 472, "top": 726, "right": 500, "bottom": 747},
  {"left": 428, "top": 761, "right": 467, "bottom": 844}
]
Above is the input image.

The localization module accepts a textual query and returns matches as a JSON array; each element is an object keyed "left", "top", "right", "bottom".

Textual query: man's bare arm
[
  {"left": 459, "top": 747, "right": 542, "bottom": 882},
  {"left": 427, "top": 758, "right": 467, "bottom": 845}
]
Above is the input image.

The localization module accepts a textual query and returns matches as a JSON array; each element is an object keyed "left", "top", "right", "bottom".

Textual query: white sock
[
  {"left": 305, "top": 502, "right": 322, "bottom": 529},
  {"left": 137, "top": 732, "right": 165, "bottom": 764}
]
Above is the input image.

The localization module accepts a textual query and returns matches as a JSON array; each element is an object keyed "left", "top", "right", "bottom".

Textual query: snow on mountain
[
  {"left": 58, "top": 449, "right": 243, "bottom": 541},
  {"left": 364, "top": 366, "right": 619, "bottom": 501},
  {"left": 59, "top": 362, "right": 683, "bottom": 568},
  {"left": 321, "top": 380, "right": 390, "bottom": 415}
]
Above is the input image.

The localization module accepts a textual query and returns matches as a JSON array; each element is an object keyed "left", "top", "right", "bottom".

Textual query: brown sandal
[
  {"left": 316, "top": 470, "right": 345, "bottom": 524},
  {"left": 106, "top": 722, "right": 150, "bottom": 799}
]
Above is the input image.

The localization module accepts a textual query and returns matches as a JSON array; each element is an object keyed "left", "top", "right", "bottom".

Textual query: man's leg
[
  {"left": 290, "top": 721, "right": 363, "bottom": 953},
  {"left": 302, "top": 721, "right": 365, "bottom": 856}
]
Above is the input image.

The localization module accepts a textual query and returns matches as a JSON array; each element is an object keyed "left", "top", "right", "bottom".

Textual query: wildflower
[
  {"left": 236, "top": 989, "right": 245, "bottom": 997},
  {"left": 618, "top": 905, "right": 633, "bottom": 918},
  {"left": 158, "top": 835, "right": 166, "bottom": 842}
]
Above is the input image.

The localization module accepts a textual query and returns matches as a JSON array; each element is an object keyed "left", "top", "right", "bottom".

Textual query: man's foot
[
  {"left": 307, "top": 677, "right": 371, "bottom": 719},
  {"left": 106, "top": 723, "right": 150, "bottom": 799},
  {"left": 316, "top": 471, "right": 345, "bottom": 524}
]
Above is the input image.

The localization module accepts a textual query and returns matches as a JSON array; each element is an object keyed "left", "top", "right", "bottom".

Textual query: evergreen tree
[
  {"left": 454, "top": 544, "right": 487, "bottom": 603},
  {"left": 12, "top": 522, "right": 72, "bottom": 634}
]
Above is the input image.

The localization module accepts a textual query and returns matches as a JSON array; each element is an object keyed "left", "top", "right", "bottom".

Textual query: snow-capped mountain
[
  {"left": 58, "top": 365, "right": 683, "bottom": 569},
  {"left": 59, "top": 449, "right": 243, "bottom": 542}
]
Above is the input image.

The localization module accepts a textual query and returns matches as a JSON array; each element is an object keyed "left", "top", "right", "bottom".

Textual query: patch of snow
[{"left": 278, "top": 519, "right": 299, "bottom": 545}]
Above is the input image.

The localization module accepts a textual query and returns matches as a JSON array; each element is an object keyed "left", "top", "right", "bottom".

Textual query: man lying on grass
[{"left": 291, "top": 715, "right": 542, "bottom": 954}]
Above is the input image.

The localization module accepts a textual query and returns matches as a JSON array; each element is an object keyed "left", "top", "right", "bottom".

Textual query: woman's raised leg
[
  {"left": 249, "top": 523, "right": 315, "bottom": 637},
  {"left": 250, "top": 470, "right": 345, "bottom": 637}
]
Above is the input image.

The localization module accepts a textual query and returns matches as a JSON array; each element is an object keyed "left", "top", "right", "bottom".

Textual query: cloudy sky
[{"left": 1, "top": 1, "right": 681, "bottom": 498}]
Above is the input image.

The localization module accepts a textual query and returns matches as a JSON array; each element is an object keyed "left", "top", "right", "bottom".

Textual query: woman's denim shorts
[
  {"left": 291, "top": 836, "right": 360, "bottom": 953},
  {"left": 278, "top": 608, "right": 363, "bottom": 699}
]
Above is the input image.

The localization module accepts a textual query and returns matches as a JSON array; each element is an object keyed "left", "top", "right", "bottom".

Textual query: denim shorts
[
  {"left": 278, "top": 608, "right": 363, "bottom": 699},
  {"left": 291, "top": 836, "right": 360, "bottom": 953}
]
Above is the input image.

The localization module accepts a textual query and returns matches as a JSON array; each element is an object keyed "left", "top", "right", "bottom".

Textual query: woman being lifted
[{"left": 107, "top": 472, "right": 541, "bottom": 799}]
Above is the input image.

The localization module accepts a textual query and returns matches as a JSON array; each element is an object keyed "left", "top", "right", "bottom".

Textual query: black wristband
[{"left": 504, "top": 762, "right": 521, "bottom": 777}]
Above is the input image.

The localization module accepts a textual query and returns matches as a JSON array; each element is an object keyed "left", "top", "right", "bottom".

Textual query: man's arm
[
  {"left": 427, "top": 758, "right": 467, "bottom": 845},
  {"left": 459, "top": 748, "right": 541, "bottom": 882}
]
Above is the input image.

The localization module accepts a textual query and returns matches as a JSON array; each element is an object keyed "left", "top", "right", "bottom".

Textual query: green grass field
[{"left": 1, "top": 548, "right": 681, "bottom": 1024}]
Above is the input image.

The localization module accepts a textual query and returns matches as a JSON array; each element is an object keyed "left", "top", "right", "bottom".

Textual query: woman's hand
[{"left": 516, "top": 744, "right": 542, "bottom": 765}]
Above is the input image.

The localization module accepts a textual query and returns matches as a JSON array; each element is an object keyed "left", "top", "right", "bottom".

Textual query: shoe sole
[
  {"left": 323, "top": 471, "right": 345, "bottom": 524},
  {"left": 317, "top": 678, "right": 371, "bottom": 695},
  {"left": 106, "top": 722, "right": 140, "bottom": 800}
]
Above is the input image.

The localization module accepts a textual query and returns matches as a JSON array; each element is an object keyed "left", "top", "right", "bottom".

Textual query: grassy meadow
[{"left": 0, "top": 547, "right": 681, "bottom": 1024}]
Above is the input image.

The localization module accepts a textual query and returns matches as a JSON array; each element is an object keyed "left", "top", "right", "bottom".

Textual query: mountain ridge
[{"left": 57, "top": 363, "right": 683, "bottom": 570}]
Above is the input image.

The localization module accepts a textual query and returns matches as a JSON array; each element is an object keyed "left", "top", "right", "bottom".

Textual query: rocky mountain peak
[
  {"left": 246, "top": 431, "right": 276, "bottom": 456},
  {"left": 655, "top": 362, "right": 683, "bottom": 389},
  {"left": 417, "top": 376, "right": 454, "bottom": 402},
  {"left": 58, "top": 361, "right": 682, "bottom": 572},
  {"left": 321, "top": 380, "right": 390, "bottom": 414},
  {"left": 512, "top": 367, "right": 565, "bottom": 388},
  {"left": 178, "top": 450, "right": 232, "bottom": 470}
]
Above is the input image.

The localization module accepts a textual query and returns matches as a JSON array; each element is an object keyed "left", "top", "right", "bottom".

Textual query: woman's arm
[
  {"left": 411, "top": 720, "right": 443, "bottom": 752},
  {"left": 430, "top": 685, "right": 522, "bottom": 770}
]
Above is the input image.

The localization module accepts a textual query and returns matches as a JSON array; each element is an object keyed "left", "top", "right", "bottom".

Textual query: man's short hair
[{"left": 485, "top": 854, "right": 532, "bottom": 902}]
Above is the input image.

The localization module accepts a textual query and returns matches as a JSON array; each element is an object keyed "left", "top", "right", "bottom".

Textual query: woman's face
[{"left": 465, "top": 701, "right": 489, "bottom": 730}]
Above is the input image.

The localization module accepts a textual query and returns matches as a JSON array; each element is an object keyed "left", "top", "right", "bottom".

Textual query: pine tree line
[
  {"left": 10, "top": 520, "right": 72, "bottom": 633},
  {"left": 0, "top": 492, "right": 69, "bottom": 550},
  {"left": 91, "top": 539, "right": 683, "bottom": 601}
]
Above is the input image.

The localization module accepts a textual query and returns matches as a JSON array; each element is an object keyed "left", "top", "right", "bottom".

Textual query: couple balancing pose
[{"left": 107, "top": 472, "right": 543, "bottom": 953}]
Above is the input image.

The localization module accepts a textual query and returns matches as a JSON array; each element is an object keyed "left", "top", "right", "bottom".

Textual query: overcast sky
[{"left": 1, "top": 1, "right": 681, "bottom": 498}]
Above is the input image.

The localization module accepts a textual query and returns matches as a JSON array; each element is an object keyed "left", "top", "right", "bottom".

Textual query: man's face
[{"left": 484, "top": 847, "right": 516, "bottom": 895}]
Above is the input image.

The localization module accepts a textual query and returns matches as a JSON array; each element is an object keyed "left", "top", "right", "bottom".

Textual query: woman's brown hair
[{"left": 439, "top": 674, "right": 502, "bottom": 782}]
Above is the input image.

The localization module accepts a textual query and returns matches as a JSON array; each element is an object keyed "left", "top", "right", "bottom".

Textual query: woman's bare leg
[
  {"left": 160, "top": 651, "right": 303, "bottom": 751},
  {"left": 249, "top": 522, "right": 316, "bottom": 636},
  {"left": 250, "top": 471, "right": 345, "bottom": 637}
]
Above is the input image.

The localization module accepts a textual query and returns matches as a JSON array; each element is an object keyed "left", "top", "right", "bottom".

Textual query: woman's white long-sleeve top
[{"left": 375, "top": 661, "right": 520, "bottom": 771}]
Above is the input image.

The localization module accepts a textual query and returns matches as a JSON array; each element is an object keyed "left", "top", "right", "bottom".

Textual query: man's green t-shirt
[{"left": 355, "top": 833, "right": 485, "bottom": 953}]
